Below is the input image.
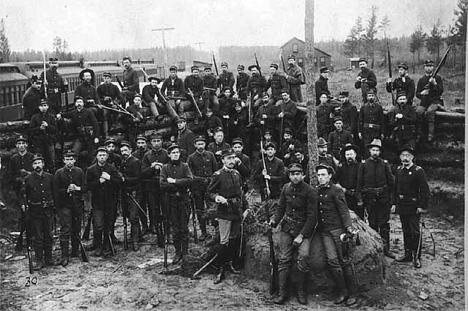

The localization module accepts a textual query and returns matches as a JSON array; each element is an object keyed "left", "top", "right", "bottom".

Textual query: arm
[
  {"left": 350, "top": 106, "right": 358, "bottom": 134},
  {"left": 269, "top": 160, "right": 285, "bottom": 183},
  {"left": 283, "top": 102, "right": 297, "bottom": 119},
  {"left": 85, "top": 168, "right": 100, "bottom": 190},
  {"left": 174, "top": 163, "right": 193, "bottom": 187},
  {"left": 407, "top": 78, "right": 415, "bottom": 102},
  {"left": 128, "top": 71, "right": 140, "bottom": 92},
  {"left": 334, "top": 186, "right": 352, "bottom": 228},
  {"left": 272, "top": 185, "right": 287, "bottom": 225},
  {"left": 300, "top": 188, "right": 318, "bottom": 238},
  {"left": 206, "top": 172, "right": 221, "bottom": 201},
  {"left": 87, "top": 110, "right": 100, "bottom": 138},
  {"left": 417, "top": 168, "right": 430, "bottom": 210},
  {"left": 415, "top": 78, "right": 425, "bottom": 99},
  {"left": 366, "top": 71, "right": 377, "bottom": 88}
]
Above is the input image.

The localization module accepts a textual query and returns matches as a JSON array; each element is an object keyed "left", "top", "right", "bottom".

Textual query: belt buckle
[
  {"left": 54, "top": 88, "right": 59, "bottom": 93},
  {"left": 369, "top": 124, "right": 374, "bottom": 128}
]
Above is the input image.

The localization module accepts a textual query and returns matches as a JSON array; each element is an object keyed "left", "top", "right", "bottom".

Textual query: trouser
[
  {"left": 47, "top": 93, "right": 62, "bottom": 114},
  {"left": 217, "top": 218, "right": 241, "bottom": 266},
  {"left": 137, "top": 187, "right": 149, "bottom": 231},
  {"left": 203, "top": 93, "right": 220, "bottom": 113},
  {"left": 72, "top": 137, "right": 96, "bottom": 170},
  {"left": 122, "top": 191, "right": 141, "bottom": 244},
  {"left": 193, "top": 186, "right": 209, "bottom": 235},
  {"left": 167, "top": 99, "right": 188, "bottom": 117},
  {"left": 365, "top": 192, "right": 391, "bottom": 248},
  {"left": 33, "top": 142, "right": 55, "bottom": 172},
  {"left": 120, "top": 90, "right": 136, "bottom": 106},
  {"left": 29, "top": 205, "right": 54, "bottom": 262},
  {"left": 399, "top": 213, "right": 421, "bottom": 258},
  {"left": 58, "top": 203, "right": 82, "bottom": 257},
  {"left": 290, "top": 86, "right": 302, "bottom": 103},
  {"left": 277, "top": 231, "right": 310, "bottom": 273},
  {"left": 415, "top": 102, "right": 443, "bottom": 139},
  {"left": 168, "top": 194, "right": 190, "bottom": 255},
  {"left": 345, "top": 192, "right": 364, "bottom": 220}
]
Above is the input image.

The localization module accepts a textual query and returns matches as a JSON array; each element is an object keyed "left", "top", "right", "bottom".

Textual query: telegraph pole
[
  {"left": 194, "top": 42, "right": 205, "bottom": 60},
  {"left": 152, "top": 26, "right": 175, "bottom": 77}
]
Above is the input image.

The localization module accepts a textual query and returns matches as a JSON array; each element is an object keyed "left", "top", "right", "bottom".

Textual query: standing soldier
[
  {"left": 104, "top": 138, "right": 122, "bottom": 170},
  {"left": 86, "top": 147, "right": 121, "bottom": 256},
  {"left": 391, "top": 145, "right": 429, "bottom": 268},
  {"left": 317, "top": 93, "right": 334, "bottom": 140},
  {"left": 255, "top": 92, "right": 279, "bottom": 138},
  {"left": 269, "top": 163, "right": 317, "bottom": 305},
  {"left": 253, "top": 142, "right": 284, "bottom": 200},
  {"left": 357, "top": 139, "right": 395, "bottom": 258},
  {"left": 285, "top": 55, "right": 305, "bottom": 102},
  {"left": 318, "top": 137, "right": 339, "bottom": 173},
  {"left": 246, "top": 64, "right": 267, "bottom": 111},
  {"left": 21, "top": 154, "right": 56, "bottom": 270},
  {"left": 207, "top": 127, "right": 231, "bottom": 166},
  {"left": 228, "top": 101, "right": 249, "bottom": 146},
  {"left": 202, "top": 67, "right": 220, "bottom": 113},
  {"left": 386, "top": 63, "right": 415, "bottom": 106},
  {"left": 389, "top": 91, "right": 418, "bottom": 149},
  {"left": 328, "top": 117, "right": 353, "bottom": 161},
  {"left": 174, "top": 117, "right": 195, "bottom": 162},
  {"left": 207, "top": 148, "right": 248, "bottom": 284},
  {"left": 41, "top": 58, "right": 68, "bottom": 114},
  {"left": 119, "top": 141, "right": 142, "bottom": 251},
  {"left": 334, "top": 91, "right": 358, "bottom": 140},
  {"left": 354, "top": 58, "right": 377, "bottom": 103},
  {"left": 74, "top": 69, "right": 101, "bottom": 119},
  {"left": 97, "top": 72, "right": 122, "bottom": 134},
  {"left": 132, "top": 135, "right": 150, "bottom": 236},
  {"left": 266, "top": 63, "right": 289, "bottom": 107},
  {"left": 161, "top": 66, "right": 186, "bottom": 117},
  {"left": 141, "top": 134, "right": 169, "bottom": 244},
  {"left": 279, "top": 90, "right": 298, "bottom": 132},
  {"left": 160, "top": 144, "right": 193, "bottom": 264},
  {"left": 415, "top": 59, "right": 444, "bottom": 142},
  {"left": 231, "top": 138, "right": 251, "bottom": 192},
  {"left": 234, "top": 65, "right": 249, "bottom": 101},
  {"left": 314, "top": 67, "right": 331, "bottom": 105},
  {"left": 358, "top": 90, "right": 384, "bottom": 152},
  {"left": 121, "top": 56, "right": 140, "bottom": 105},
  {"left": 219, "top": 87, "right": 237, "bottom": 136},
  {"left": 218, "top": 62, "right": 235, "bottom": 92},
  {"left": 54, "top": 150, "right": 86, "bottom": 266},
  {"left": 334, "top": 144, "right": 364, "bottom": 219},
  {"left": 29, "top": 100, "right": 58, "bottom": 172},
  {"left": 187, "top": 136, "right": 218, "bottom": 241},
  {"left": 22, "top": 75, "right": 43, "bottom": 120}
]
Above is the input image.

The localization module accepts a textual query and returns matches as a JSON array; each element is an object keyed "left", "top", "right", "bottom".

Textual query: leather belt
[{"left": 363, "top": 123, "right": 381, "bottom": 129}]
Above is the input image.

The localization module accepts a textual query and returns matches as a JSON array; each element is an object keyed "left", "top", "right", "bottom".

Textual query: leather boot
[
  {"left": 344, "top": 266, "right": 358, "bottom": 306},
  {"left": 427, "top": 122, "right": 435, "bottom": 141},
  {"left": 296, "top": 272, "right": 308, "bottom": 305},
  {"left": 181, "top": 240, "right": 189, "bottom": 263},
  {"left": 171, "top": 240, "right": 182, "bottom": 264},
  {"left": 132, "top": 224, "right": 140, "bottom": 251},
  {"left": 86, "top": 229, "right": 99, "bottom": 251},
  {"left": 330, "top": 267, "right": 348, "bottom": 304},
  {"left": 273, "top": 269, "right": 289, "bottom": 304},
  {"left": 60, "top": 241, "right": 70, "bottom": 267},
  {"left": 33, "top": 249, "right": 44, "bottom": 271},
  {"left": 214, "top": 267, "right": 225, "bottom": 284},
  {"left": 380, "top": 225, "right": 395, "bottom": 259},
  {"left": 199, "top": 219, "right": 208, "bottom": 241},
  {"left": 396, "top": 251, "right": 413, "bottom": 262},
  {"left": 44, "top": 246, "right": 56, "bottom": 266},
  {"left": 412, "top": 251, "right": 422, "bottom": 269},
  {"left": 94, "top": 231, "right": 103, "bottom": 256}
]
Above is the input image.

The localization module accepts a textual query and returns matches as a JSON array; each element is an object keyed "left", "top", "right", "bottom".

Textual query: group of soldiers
[{"left": 9, "top": 53, "right": 439, "bottom": 306}]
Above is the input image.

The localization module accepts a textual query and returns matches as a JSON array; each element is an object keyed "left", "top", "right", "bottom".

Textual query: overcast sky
[{"left": 1, "top": 0, "right": 459, "bottom": 52}]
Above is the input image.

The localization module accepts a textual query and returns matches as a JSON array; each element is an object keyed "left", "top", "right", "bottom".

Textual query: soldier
[
  {"left": 269, "top": 163, "right": 317, "bottom": 305},
  {"left": 202, "top": 67, "right": 220, "bottom": 113},
  {"left": 219, "top": 87, "right": 237, "bottom": 136},
  {"left": 218, "top": 62, "right": 235, "bottom": 92},
  {"left": 142, "top": 134, "right": 169, "bottom": 244},
  {"left": 315, "top": 164, "right": 358, "bottom": 306},
  {"left": 266, "top": 63, "right": 288, "bottom": 107},
  {"left": 123, "top": 94, "right": 148, "bottom": 146},
  {"left": 161, "top": 65, "right": 186, "bottom": 117},
  {"left": 187, "top": 136, "right": 218, "bottom": 241},
  {"left": 184, "top": 66, "right": 205, "bottom": 115},
  {"left": 54, "top": 150, "right": 86, "bottom": 266},
  {"left": 279, "top": 90, "right": 298, "bottom": 132},
  {"left": 121, "top": 56, "right": 140, "bottom": 105},
  {"left": 174, "top": 117, "right": 195, "bottom": 162},
  {"left": 255, "top": 92, "right": 279, "bottom": 137},
  {"left": 207, "top": 148, "right": 248, "bottom": 283},
  {"left": 97, "top": 72, "right": 123, "bottom": 134},
  {"left": 334, "top": 144, "right": 364, "bottom": 219},
  {"left": 292, "top": 147, "right": 310, "bottom": 184},
  {"left": 160, "top": 144, "right": 193, "bottom": 264},
  {"left": 86, "top": 147, "right": 122, "bottom": 256},
  {"left": 328, "top": 117, "right": 353, "bottom": 161},
  {"left": 246, "top": 64, "right": 267, "bottom": 110},
  {"left": 231, "top": 138, "right": 251, "bottom": 192},
  {"left": 21, "top": 154, "right": 56, "bottom": 270},
  {"left": 280, "top": 128, "right": 303, "bottom": 166},
  {"left": 318, "top": 137, "right": 339, "bottom": 173},
  {"left": 357, "top": 139, "right": 395, "bottom": 258},
  {"left": 40, "top": 57, "right": 68, "bottom": 114},
  {"left": 389, "top": 91, "right": 418, "bottom": 149},
  {"left": 228, "top": 101, "right": 249, "bottom": 146},
  {"left": 354, "top": 57, "right": 377, "bottom": 103},
  {"left": 285, "top": 55, "right": 305, "bottom": 102},
  {"left": 29, "top": 100, "right": 58, "bottom": 172},
  {"left": 208, "top": 127, "right": 231, "bottom": 167},
  {"left": 119, "top": 141, "right": 142, "bottom": 251},
  {"left": 358, "top": 90, "right": 384, "bottom": 153},
  {"left": 317, "top": 93, "right": 334, "bottom": 140},
  {"left": 22, "top": 75, "right": 43, "bottom": 120},
  {"left": 253, "top": 142, "right": 284, "bottom": 200},
  {"left": 104, "top": 138, "right": 122, "bottom": 170},
  {"left": 386, "top": 63, "right": 415, "bottom": 106},
  {"left": 391, "top": 145, "right": 429, "bottom": 268},
  {"left": 234, "top": 65, "right": 249, "bottom": 101},
  {"left": 315, "top": 67, "right": 331, "bottom": 105},
  {"left": 74, "top": 69, "right": 101, "bottom": 119},
  {"left": 334, "top": 91, "right": 358, "bottom": 140},
  {"left": 205, "top": 107, "right": 223, "bottom": 139},
  {"left": 132, "top": 135, "right": 150, "bottom": 236},
  {"left": 415, "top": 59, "right": 445, "bottom": 142}
]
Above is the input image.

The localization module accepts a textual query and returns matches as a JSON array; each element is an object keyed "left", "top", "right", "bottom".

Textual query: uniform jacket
[
  {"left": 315, "top": 75, "right": 330, "bottom": 104},
  {"left": 9, "top": 152, "right": 34, "bottom": 183},
  {"left": 188, "top": 150, "right": 218, "bottom": 179},
  {"left": 75, "top": 82, "right": 100, "bottom": 106},
  {"left": 318, "top": 154, "right": 338, "bottom": 173},
  {"left": 218, "top": 71, "right": 235, "bottom": 90},
  {"left": 266, "top": 73, "right": 289, "bottom": 99},
  {"left": 123, "top": 67, "right": 140, "bottom": 93},
  {"left": 234, "top": 153, "right": 251, "bottom": 183},
  {"left": 327, "top": 129, "right": 353, "bottom": 160},
  {"left": 22, "top": 171, "right": 55, "bottom": 206},
  {"left": 41, "top": 69, "right": 67, "bottom": 94},
  {"left": 202, "top": 74, "right": 218, "bottom": 91},
  {"left": 255, "top": 103, "right": 278, "bottom": 129},
  {"left": 54, "top": 165, "right": 87, "bottom": 206},
  {"left": 358, "top": 103, "right": 385, "bottom": 135},
  {"left": 357, "top": 157, "right": 394, "bottom": 194},
  {"left": 162, "top": 76, "right": 186, "bottom": 98},
  {"left": 335, "top": 161, "right": 361, "bottom": 191},
  {"left": 253, "top": 156, "right": 284, "bottom": 195},
  {"left": 280, "top": 99, "right": 297, "bottom": 121},
  {"left": 141, "top": 148, "right": 169, "bottom": 183},
  {"left": 388, "top": 104, "right": 417, "bottom": 140},
  {"left": 335, "top": 101, "right": 358, "bottom": 134},
  {"left": 86, "top": 162, "right": 122, "bottom": 207},
  {"left": 317, "top": 182, "right": 351, "bottom": 232},
  {"left": 120, "top": 155, "right": 141, "bottom": 191},
  {"left": 235, "top": 72, "right": 250, "bottom": 94},
  {"left": 246, "top": 74, "right": 267, "bottom": 96},
  {"left": 287, "top": 64, "right": 305, "bottom": 102},
  {"left": 184, "top": 75, "right": 204, "bottom": 98},
  {"left": 97, "top": 83, "right": 121, "bottom": 103},
  {"left": 354, "top": 67, "right": 377, "bottom": 90},
  {"left": 317, "top": 103, "right": 333, "bottom": 137},
  {"left": 61, "top": 108, "right": 100, "bottom": 138},
  {"left": 392, "top": 163, "right": 429, "bottom": 215},
  {"left": 386, "top": 75, "right": 415, "bottom": 103},
  {"left": 160, "top": 161, "right": 193, "bottom": 194},
  {"left": 142, "top": 84, "right": 164, "bottom": 104},
  {"left": 29, "top": 112, "right": 58, "bottom": 143},
  {"left": 416, "top": 74, "right": 444, "bottom": 107},
  {"left": 177, "top": 127, "right": 196, "bottom": 161},
  {"left": 22, "top": 87, "right": 42, "bottom": 120}
]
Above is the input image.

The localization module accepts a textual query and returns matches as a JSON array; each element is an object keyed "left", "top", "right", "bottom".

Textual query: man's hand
[
  {"left": 293, "top": 234, "right": 304, "bottom": 246},
  {"left": 21, "top": 204, "right": 26, "bottom": 212},
  {"left": 278, "top": 112, "right": 284, "bottom": 118},
  {"left": 104, "top": 96, "right": 112, "bottom": 102},
  {"left": 396, "top": 113, "right": 403, "bottom": 119},
  {"left": 391, "top": 205, "right": 396, "bottom": 213},
  {"left": 262, "top": 114, "right": 267, "bottom": 119},
  {"left": 99, "top": 177, "right": 106, "bottom": 184},
  {"left": 56, "top": 113, "right": 62, "bottom": 120},
  {"left": 253, "top": 95, "right": 259, "bottom": 101},
  {"left": 416, "top": 207, "right": 426, "bottom": 214},
  {"left": 94, "top": 137, "right": 99, "bottom": 144},
  {"left": 215, "top": 195, "right": 227, "bottom": 204},
  {"left": 233, "top": 93, "right": 239, "bottom": 100},
  {"left": 429, "top": 77, "right": 437, "bottom": 85},
  {"left": 268, "top": 219, "right": 275, "bottom": 228},
  {"left": 387, "top": 78, "right": 392, "bottom": 83},
  {"left": 101, "top": 172, "right": 111, "bottom": 180},
  {"left": 223, "top": 115, "right": 230, "bottom": 119},
  {"left": 234, "top": 157, "right": 241, "bottom": 165},
  {"left": 420, "top": 89, "right": 430, "bottom": 96},
  {"left": 167, "top": 177, "right": 176, "bottom": 184},
  {"left": 358, "top": 132, "right": 363, "bottom": 140},
  {"left": 176, "top": 99, "right": 181, "bottom": 105},
  {"left": 356, "top": 76, "right": 362, "bottom": 82}
]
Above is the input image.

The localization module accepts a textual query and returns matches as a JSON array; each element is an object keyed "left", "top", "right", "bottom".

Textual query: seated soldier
[
  {"left": 389, "top": 91, "right": 417, "bottom": 149},
  {"left": 280, "top": 128, "right": 303, "bottom": 166},
  {"left": 161, "top": 66, "right": 186, "bottom": 117},
  {"left": 97, "top": 72, "right": 123, "bottom": 135},
  {"left": 202, "top": 67, "right": 220, "bottom": 114},
  {"left": 142, "top": 76, "right": 178, "bottom": 120},
  {"left": 265, "top": 63, "right": 288, "bottom": 107}
]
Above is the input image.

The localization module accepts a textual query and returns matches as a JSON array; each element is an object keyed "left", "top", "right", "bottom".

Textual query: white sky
[{"left": 1, "top": 0, "right": 459, "bottom": 52}]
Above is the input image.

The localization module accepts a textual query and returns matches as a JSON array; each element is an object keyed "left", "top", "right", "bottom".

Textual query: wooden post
[{"left": 304, "top": 0, "right": 318, "bottom": 187}]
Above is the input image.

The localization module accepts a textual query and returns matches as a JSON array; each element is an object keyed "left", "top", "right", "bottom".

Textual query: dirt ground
[{"left": 0, "top": 194, "right": 464, "bottom": 311}]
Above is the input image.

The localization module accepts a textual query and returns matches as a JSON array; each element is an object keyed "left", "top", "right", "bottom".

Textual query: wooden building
[{"left": 280, "top": 37, "right": 332, "bottom": 72}]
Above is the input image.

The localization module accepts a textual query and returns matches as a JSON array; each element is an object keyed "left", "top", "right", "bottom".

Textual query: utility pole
[
  {"left": 305, "top": 0, "right": 318, "bottom": 187},
  {"left": 194, "top": 42, "right": 205, "bottom": 61},
  {"left": 152, "top": 26, "right": 175, "bottom": 78}
]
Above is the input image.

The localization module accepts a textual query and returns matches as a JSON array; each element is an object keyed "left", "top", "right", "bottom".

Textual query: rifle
[
  {"left": 163, "top": 193, "right": 169, "bottom": 269},
  {"left": 423, "top": 45, "right": 452, "bottom": 92},
  {"left": 254, "top": 53, "right": 262, "bottom": 77},
  {"left": 212, "top": 53, "right": 219, "bottom": 76},
  {"left": 191, "top": 253, "right": 218, "bottom": 279},
  {"left": 71, "top": 193, "right": 90, "bottom": 262},
  {"left": 99, "top": 104, "right": 137, "bottom": 120},
  {"left": 102, "top": 185, "right": 115, "bottom": 256},
  {"left": 387, "top": 41, "right": 395, "bottom": 106},
  {"left": 189, "top": 191, "right": 198, "bottom": 244},
  {"left": 115, "top": 76, "right": 125, "bottom": 90},
  {"left": 121, "top": 189, "right": 128, "bottom": 250},
  {"left": 42, "top": 51, "right": 48, "bottom": 99},
  {"left": 22, "top": 198, "right": 34, "bottom": 274},
  {"left": 279, "top": 107, "right": 284, "bottom": 157},
  {"left": 82, "top": 210, "right": 93, "bottom": 240},
  {"left": 127, "top": 192, "right": 148, "bottom": 218},
  {"left": 187, "top": 88, "right": 203, "bottom": 117},
  {"left": 280, "top": 55, "right": 286, "bottom": 73}
]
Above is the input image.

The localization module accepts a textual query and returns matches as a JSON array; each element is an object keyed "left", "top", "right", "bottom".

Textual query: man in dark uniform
[
  {"left": 202, "top": 67, "right": 220, "bottom": 113},
  {"left": 142, "top": 76, "right": 165, "bottom": 119},
  {"left": 316, "top": 164, "right": 358, "bottom": 306},
  {"left": 358, "top": 90, "right": 384, "bottom": 152},
  {"left": 334, "top": 144, "right": 363, "bottom": 219},
  {"left": 104, "top": 138, "right": 122, "bottom": 170},
  {"left": 123, "top": 94, "right": 148, "bottom": 146},
  {"left": 335, "top": 91, "right": 358, "bottom": 139},
  {"left": 119, "top": 141, "right": 142, "bottom": 251},
  {"left": 54, "top": 150, "right": 86, "bottom": 266},
  {"left": 389, "top": 91, "right": 418, "bottom": 149},
  {"left": 246, "top": 64, "right": 267, "bottom": 110},
  {"left": 253, "top": 142, "right": 284, "bottom": 200},
  {"left": 207, "top": 127, "right": 231, "bottom": 167},
  {"left": 279, "top": 90, "right": 297, "bottom": 132},
  {"left": 22, "top": 75, "right": 43, "bottom": 120},
  {"left": 160, "top": 144, "right": 193, "bottom": 264},
  {"left": 266, "top": 63, "right": 288, "bottom": 107},
  {"left": 280, "top": 128, "right": 303, "bottom": 166},
  {"left": 141, "top": 134, "right": 169, "bottom": 244},
  {"left": 21, "top": 154, "right": 56, "bottom": 270},
  {"left": 285, "top": 55, "right": 305, "bottom": 103},
  {"left": 354, "top": 58, "right": 377, "bottom": 103},
  {"left": 357, "top": 139, "right": 395, "bottom": 258},
  {"left": 121, "top": 56, "right": 140, "bottom": 105},
  {"left": 328, "top": 117, "right": 353, "bottom": 161},
  {"left": 74, "top": 69, "right": 101, "bottom": 119},
  {"left": 292, "top": 147, "right": 310, "bottom": 184},
  {"left": 97, "top": 72, "right": 122, "bottom": 134},
  {"left": 415, "top": 59, "right": 445, "bottom": 142},
  {"left": 162, "top": 65, "right": 186, "bottom": 117},
  {"left": 269, "top": 163, "right": 317, "bottom": 305},
  {"left": 231, "top": 138, "right": 251, "bottom": 192},
  {"left": 207, "top": 148, "right": 248, "bottom": 283},
  {"left": 234, "top": 65, "right": 249, "bottom": 101},
  {"left": 255, "top": 92, "right": 279, "bottom": 137},
  {"left": 29, "top": 100, "right": 58, "bottom": 172},
  {"left": 86, "top": 147, "right": 122, "bottom": 256},
  {"left": 386, "top": 63, "right": 415, "bottom": 106},
  {"left": 184, "top": 66, "right": 205, "bottom": 115},
  {"left": 317, "top": 93, "right": 334, "bottom": 139},
  {"left": 391, "top": 145, "right": 429, "bottom": 268},
  {"left": 132, "top": 135, "right": 150, "bottom": 236},
  {"left": 174, "top": 117, "right": 195, "bottom": 162},
  {"left": 218, "top": 62, "right": 235, "bottom": 92},
  {"left": 318, "top": 137, "right": 338, "bottom": 173},
  {"left": 188, "top": 136, "right": 218, "bottom": 241},
  {"left": 41, "top": 58, "right": 68, "bottom": 114},
  {"left": 315, "top": 66, "right": 331, "bottom": 105}
]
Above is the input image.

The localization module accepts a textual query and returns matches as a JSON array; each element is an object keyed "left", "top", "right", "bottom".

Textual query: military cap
[
  {"left": 319, "top": 91, "right": 330, "bottom": 97},
  {"left": 103, "top": 72, "right": 112, "bottom": 77},
  {"left": 222, "top": 86, "right": 233, "bottom": 94},
  {"left": 30, "top": 75, "right": 42, "bottom": 83},
  {"left": 317, "top": 137, "right": 327, "bottom": 147},
  {"left": 339, "top": 91, "right": 349, "bottom": 97},
  {"left": 287, "top": 55, "right": 296, "bottom": 60},
  {"left": 39, "top": 99, "right": 49, "bottom": 105},
  {"left": 262, "top": 92, "right": 270, "bottom": 98},
  {"left": 135, "top": 135, "right": 147, "bottom": 142},
  {"left": 96, "top": 146, "right": 109, "bottom": 154},
  {"left": 320, "top": 66, "right": 330, "bottom": 73},
  {"left": 264, "top": 141, "right": 276, "bottom": 150},
  {"left": 397, "top": 63, "right": 409, "bottom": 70},
  {"left": 167, "top": 143, "right": 180, "bottom": 153},
  {"left": 424, "top": 59, "right": 435, "bottom": 66},
  {"left": 220, "top": 148, "right": 235, "bottom": 158},
  {"left": 284, "top": 127, "right": 293, "bottom": 134},
  {"left": 270, "top": 63, "right": 279, "bottom": 70},
  {"left": 264, "top": 129, "right": 272, "bottom": 135},
  {"left": 169, "top": 65, "right": 178, "bottom": 71},
  {"left": 191, "top": 65, "right": 199, "bottom": 72},
  {"left": 148, "top": 76, "right": 160, "bottom": 82},
  {"left": 120, "top": 141, "right": 132, "bottom": 149},
  {"left": 358, "top": 57, "right": 368, "bottom": 63},
  {"left": 315, "top": 163, "right": 335, "bottom": 175},
  {"left": 104, "top": 138, "right": 116, "bottom": 145},
  {"left": 150, "top": 133, "right": 163, "bottom": 140},
  {"left": 237, "top": 64, "right": 245, "bottom": 70},
  {"left": 366, "top": 138, "right": 383, "bottom": 150},
  {"left": 213, "top": 126, "right": 224, "bottom": 134},
  {"left": 366, "top": 89, "right": 375, "bottom": 95},
  {"left": 63, "top": 150, "right": 77, "bottom": 158},
  {"left": 74, "top": 95, "right": 84, "bottom": 102},
  {"left": 79, "top": 68, "right": 95, "bottom": 80},
  {"left": 231, "top": 138, "right": 244, "bottom": 146},
  {"left": 396, "top": 91, "right": 407, "bottom": 99},
  {"left": 281, "top": 89, "right": 290, "bottom": 94},
  {"left": 220, "top": 62, "right": 228, "bottom": 67},
  {"left": 399, "top": 144, "right": 415, "bottom": 156},
  {"left": 248, "top": 64, "right": 260, "bottom": 71},
  {"left": 333, "top": 116, "right": 343, "bottom": 123},
  {"left": 193, "top": 135, "right": 206, "bottom": 143},
  {"left": 32, "top": 154, "right": 44, "bottom": 162},
  {"left": 342, "top": 143, "right": 359, "bottom": 154},
  {"left": 133, "top": 93, "right": 143, "bottom": 99},
  {"left": 204, "top": 66, "right": 212, "bottom": 71},
  {"left": 122, "top": 56, "right": 132, "bottom": 62},
  {"left": 288, "top": 163, "right": 303, "bottom": 173},
  {"left": 16, "top": 136, "right": 28, "bottom": 144},
  {"left": 49, "top": 58, "right": 58, "bottom": 62}
]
